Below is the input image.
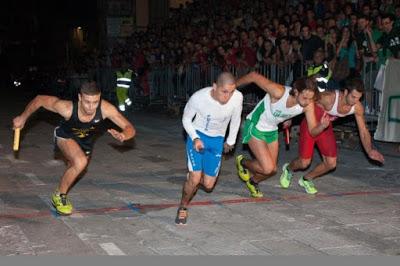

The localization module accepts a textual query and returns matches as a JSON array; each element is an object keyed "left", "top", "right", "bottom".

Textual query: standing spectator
[
  {"left": 356, "top": 14, "right": 381, "bottom": 64},
  {"left": 276, "top": 22, "right": 290, "bottom": 47},
  {"left": 314, "top": 0, "right": 326, "bottom": 19},
  {"left": 325, "top": 27, "right": 339, "bottom": 62},
  {"left": 316, "top": 25, "right": 326, "bottom": 40},
  {"left": 306, "top": 9, "right": 318, "bottom": 31},
  {"left": 301, "top": 25, "right": 324, "bottom": 63},
  {"left": 377, "top": 13, "right": 400, "bottom": 59},
  {"left": 255, "top": 35, "right": 265, "bottom": 66},
  {"left": 395, "top": 5, "right": 400, "bottom": 27},
  {"left": 291, "top": 20, "right": 303, "bottom": 38},
  {"left": 277, "top": 37, "right": 293, "bottom": 65},
  {"left": 337, "top": 26, "right": 360, "bottom": 77},
  {"left": 362, "top": 3, "right": 372, "bottom": 16},
  {"left": 262, "top": 39, "right": 277, "bottom": 65},
  {"left": 263, "top": 26, "right": 276, "bottom": 45}
]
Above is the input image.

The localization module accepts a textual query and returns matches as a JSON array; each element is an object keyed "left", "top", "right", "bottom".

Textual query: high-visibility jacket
[
  {"left": 307, "top": 62, "right": 332, "bottom": 91},
  {"left": 116, "top": 70, "right": 133, "bottom": 89}
]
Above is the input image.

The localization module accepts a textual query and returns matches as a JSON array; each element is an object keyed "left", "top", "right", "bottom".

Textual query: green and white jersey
[{"left": 246, "top": 86, "right": 303, "bottom": 132}]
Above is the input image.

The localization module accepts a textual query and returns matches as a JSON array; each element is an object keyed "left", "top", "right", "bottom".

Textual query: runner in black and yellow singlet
[
  {"left": 55, "top": 100, "right": 103, "bottom": 155},
  {"left": 13, "top": 81, "right": 136, "bottom": 215}
]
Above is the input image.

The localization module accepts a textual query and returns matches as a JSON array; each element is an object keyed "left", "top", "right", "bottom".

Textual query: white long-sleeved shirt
[{"left": 182, "top": 87, "right": 243, "bottom": 146}]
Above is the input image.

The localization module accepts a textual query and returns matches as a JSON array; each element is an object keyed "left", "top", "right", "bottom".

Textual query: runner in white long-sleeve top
[{"left": 176, "top": 72, "right": 243, "bottom": 225}]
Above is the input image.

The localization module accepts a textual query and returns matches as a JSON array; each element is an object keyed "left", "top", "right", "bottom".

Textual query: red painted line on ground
[{"left": 0, "top": 189, "right": 399, "bottom": 220}]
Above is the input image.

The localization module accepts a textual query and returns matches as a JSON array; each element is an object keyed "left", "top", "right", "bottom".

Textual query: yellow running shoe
[
  {"left": 51, "top": 192, "right": 73, "bottom": 215},
  {"left": 245, "top": 180, "right": 263, "bottom": 198},
  {"left": 236, "top": 155, "right": 250, "bottom": 182}
]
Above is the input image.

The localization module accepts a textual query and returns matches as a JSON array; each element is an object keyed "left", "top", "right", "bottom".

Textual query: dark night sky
[{"left": 1, "top": 0, "right": 98, "bottom": 71}]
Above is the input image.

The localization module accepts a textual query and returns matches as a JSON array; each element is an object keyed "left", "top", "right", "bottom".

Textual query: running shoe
[
  {"left": 280, "top": 163, "right": 293, "bottom": 189},
  {"left": 51, "top": 192, "right": 73, "bottom": 215},
  {"left": 245, "top": 180, "right": 263, "bottom": 198},
  {"left": 175, "top": 207, "right": 188, "bottom": 225},
  {"left": 298, "top": 177, "right": 318, "bottom": 194},
  {"left": 236, "top": 155, "right": 250, "bottom": 182}
]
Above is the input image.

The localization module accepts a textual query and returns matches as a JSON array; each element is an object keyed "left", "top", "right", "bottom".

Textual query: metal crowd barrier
[
  {"left": 147, "top": 63, "right": 304, "bottom": 110},
  {"left": 361, "top": 61, "right": 381, "bottom": 119},
  {"left": 57, "top": 61, "right": 381, "bottom": 121}
]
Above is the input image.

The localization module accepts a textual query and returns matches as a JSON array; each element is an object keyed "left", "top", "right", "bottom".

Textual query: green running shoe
[
  {"left": 245, "top": 181, "right": 263, "bottom": 198},
  {"left": 298, "top": 177, "right": 318, "bottom": 194},
  {"left": 280, "top": 163, "right": 293, "bottom": 189},
  {"left": 236, "top": 155, "right": 250, "bottom": 182},
  {"left": 51, "top": 192, "right": 73, "bottom": 215}
]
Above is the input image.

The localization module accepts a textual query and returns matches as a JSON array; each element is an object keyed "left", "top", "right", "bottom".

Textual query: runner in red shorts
[{"left": 279, "top": 78, "right": 385, "bottom": 194}]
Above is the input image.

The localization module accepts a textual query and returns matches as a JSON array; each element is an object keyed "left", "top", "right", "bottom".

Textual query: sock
[
  {"left": 249, "top": 178, "right": 258, "bottom": 186},
  {"left": 240, "top": 158, "right": 246, "bottom": 168},
  {"left": 287, "top": 166, "right": 293, "bottom": 174}
]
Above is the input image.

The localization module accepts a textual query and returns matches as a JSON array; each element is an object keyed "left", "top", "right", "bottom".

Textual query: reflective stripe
[
  {"left": 118, "top": 105, "right": 126, "bottom": 111},
  {"left": 316, "top": 77, "right": 329, "bottom": 83},
  {"left": 117, "top": 84, "right": 130, "bottom": 88},
  {"left": 117, "top": 78, "right": 132, "bottom": 82}
]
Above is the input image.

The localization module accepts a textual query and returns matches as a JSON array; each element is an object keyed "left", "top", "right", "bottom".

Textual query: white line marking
[
  {"left": 384, "top": 236, "right": 400, "bottom": 240},
  {"left": 70, "top": 213, "right": 84, "bottom": 218},
  {"left": 365, "top": 167, "right": 395, "bottom": 171},
  {"left": 319, "top": 244, "right": 362, "bottom": 250},
  {"left": 344, "top": 221, "right": 377, "bottom": 227},
  {"left": 78, "top": 233, "right": 98, "bottom": 241},
  {"left": 24, "top": 173, "right": 45, "bottom": 185},
  {"left": 99, "top": 242, "right": 126, "bottom": 255},
  {"left": 42, "top": 159, "right": 64, "bottom": 167}
]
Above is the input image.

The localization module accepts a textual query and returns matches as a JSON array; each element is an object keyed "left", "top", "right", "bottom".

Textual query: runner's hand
[
  {"left": 368, "top": 149, "right": 384, "bottom": 164},
  {"left": 13, "top": 116, "right": 26, "bottom": 130},
  {"left": 193, "top": 138, "right": 204, "bottom": 152},
  {"left": 223, "top": 143, "right": 234, "bottom": 154},
  {"left": 282, "top": 119, "right": 292, "bottom": 129},
  {"left": 108, "top": 129, "right": 125, "bottom": 142},
  {"left": 320, "top": 112, "right": 330, "bottom": 129}
]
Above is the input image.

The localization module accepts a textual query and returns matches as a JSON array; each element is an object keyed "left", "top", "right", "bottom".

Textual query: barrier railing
[
  {"left": 58, "top": 61, "right": 381, "bottom": 122},
  {"left": 147, "top": 62, "right": 309, "bottom": 110},
  {"left": 361, "top": 61, "right": 381, "bottom": 117}
]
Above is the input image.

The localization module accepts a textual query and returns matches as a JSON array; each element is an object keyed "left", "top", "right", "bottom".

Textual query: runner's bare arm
[
  {"left": 354, "top": 103, "right": 384, "bottom": 163},
  {"left": 236, "top": 71, "right": 285, "bottom": 99},
  {"left": 101, "top": 100, "right": 136, "bottom": 142},
  {"left": 13, "top": 95, "right": 72, "bottom": 129},
  {"left": 304, "top": 103, "right": 330, "bottom": 137}
]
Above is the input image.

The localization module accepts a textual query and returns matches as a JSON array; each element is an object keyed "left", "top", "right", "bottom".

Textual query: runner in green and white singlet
[{"left": 235, "top": 72, "right": 330, "bottom": 198}]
